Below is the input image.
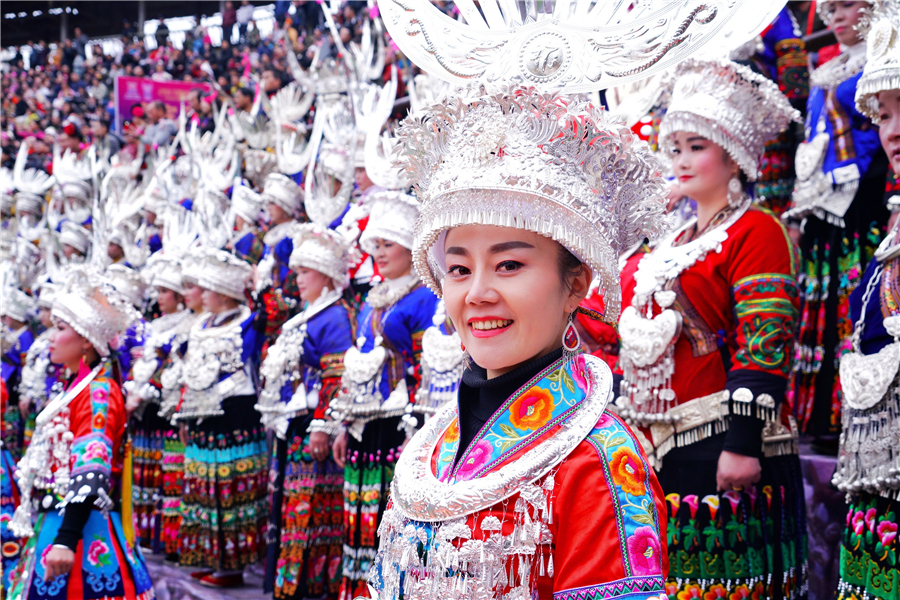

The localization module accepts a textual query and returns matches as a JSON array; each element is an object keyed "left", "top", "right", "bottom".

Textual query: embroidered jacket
[
  {"left": 174, "top": 305, "right": 265, "bottom": 420},
  {"left": 125, "top": 310, "right": 194, "bottom": 407},
  {"left": 372, "top": 354, "right": 668, "bottom": 600},
  {"left": 7, "top": 362, "right": 155, "bottom": 600},
  {"left": 2, "top": 326, "right": 35, "bottom": 394},
  {"left": 620, "top": 205, "right": 800, "bottom": 466},
  {"left": 258, "top": 296, "right": 355, "bottom": 437}
]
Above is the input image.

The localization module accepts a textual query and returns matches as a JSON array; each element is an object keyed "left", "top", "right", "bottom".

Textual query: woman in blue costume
[
  {"left": 258, "top": 224, "right": 358, "bottom": 600},
  {"left": 329, "top": 191, "right": 439, "bottom": 599},
  {"left": 171, "top": 249, "right": 267, "bottom": 588},
  {"left": 832, "top": 3, "right": 900, "bottom": 597},
  {"left": 785, "top": 0, "right": 892, "bottom": 440},
  {"left": 123, "top": 253, "right": 194, "bottom": 558},
  {"left": 7, "top": 269, "right": 154, "bottom": 600}
]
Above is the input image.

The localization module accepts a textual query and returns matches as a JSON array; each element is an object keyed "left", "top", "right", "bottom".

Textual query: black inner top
[{"left": 455, "top": 347, "right": 564, "bottom": 467}]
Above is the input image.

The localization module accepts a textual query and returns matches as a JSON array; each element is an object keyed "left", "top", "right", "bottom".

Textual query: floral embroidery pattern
[
  {"left": 665, "top": 457, "right": 807, "bottom": 600},
  {"left": 442, "top": 356, "right": 587, "bottom": 482},
  {"left": 70, "top": 432, "right": 114, "bottom": 478},
  {"left": 610, "top": 446, "right": 647, "bottom": 497},
  {"left": 508, "top": 388, "right": 555, "bottom": 431},
  {"left": 627, "top": 526, "right": 663, "bottom": 576},
  {"left": 587, "top": 412, "right": 664, "bottom": 579},
  {"left": 87, "top": 538, "right": 112, "bottom": 567},
  {"left": 838, "top": 493, "right": 899, "bottom": 600}
]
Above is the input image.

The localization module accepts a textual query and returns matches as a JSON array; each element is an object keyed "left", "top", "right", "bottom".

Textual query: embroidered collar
[
  {"left": 391, "top": 353, "right": 612, "bottom": 522},
  {"left": 441, "top": 355, "right": 589, "bottom": 483},
  {"left": 632, "top": 196, "right": 750, "bottom": 302},
  {"left": 810, "top": 43, "right": 867, "bottom": 90},
  {"left": 263, "top": 220, "right": 297, "bottom": 248},
  {"left": 366, "top": 275, "right": 421, "bottom": 309}
]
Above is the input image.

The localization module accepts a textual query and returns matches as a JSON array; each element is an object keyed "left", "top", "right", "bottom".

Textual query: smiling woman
[{"left": 365, "top": 85, "right": 670, "bottom": 600}]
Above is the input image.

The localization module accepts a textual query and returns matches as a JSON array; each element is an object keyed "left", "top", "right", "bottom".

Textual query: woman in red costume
[{"left": 7, "top": 270, "right": 155, "bottom": 600}]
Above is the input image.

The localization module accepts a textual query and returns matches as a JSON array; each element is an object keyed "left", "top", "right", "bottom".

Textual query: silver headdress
[
  {"left": 359, "top": 190, "right": 420, "bottom": 255},
  {"left": 856, "top": 0, "right": 900, "bottom": 122},
  {"left": 289, "top": 223, "right": 361, "bottom": 291},
  {"left": 303, "top": 94, "right": 358, "bottom": 225},
  {"left": 0, "top": 285, "right": 37, "bottom": 323},
  {"left": 36, "top": 282, "right": 60, "bottom": 309},
  {"left": 262, "top": 173, "right": 303, "bottom": 217},
  {"left": 105, "top": 263, "right": 148, "bottom": 310},
  {"left": 659, "top": 59, "right": 801, "bottom": 180},
  {"left": 380, "top": 0, "right": 793, "bottom": 93},
  {"left": 51, "top": 267, "right": 141, "bottom": 357},
  {"left": 143, "top": 209, "right": 199, "bottom": 296},
  {"left": 12, "top": 145, "right": 54, "bottom": 231},
  {"left": 195, "top": 248, "right": 253, "bottom": 302},
  {"left": 231, "top": 182, "right": 264, "bottom": 225},
  {"left": 395, "top": 86, "right": 666, "bottom": 321},
  {"left": 59, "top": 221, "right": 91, "bottom": 255}
]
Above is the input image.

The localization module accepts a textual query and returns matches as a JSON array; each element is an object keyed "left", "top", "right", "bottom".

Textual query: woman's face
[
  {"left": 877, "top": 89, "right": 900, "bottom": 176},
  {"left": 201, "top": 288, "right": 238, "bottom": 314},
  {"left": 266, "top": 202, "right": 290, "bottom": 225},
  {"left": 49, "top": 319, "right": 92, "bottom": 370},
  {"left": 62, "top": 244, "right": 81, "bottom": 259},
  {"left": 827, "top": 1, "right": 868, "bottom": 46},
  {"left": 183, "top": 281, "right": 204, "bottom": 312},
  {"left": 39, "top": 306, "right": 53, "bottom": 329},
  {"left": 295, "top": 267, "right": 332, "bottom": 304},
  {"left": 669, "top": 131, "right": 737, "bottom": 206},
  {"left": 372, "top": 239, "right": 412, "bottom": 281},
  {"left": 442, "top": 226, "right": 590, "bottom": 378},
  {"left": 157, "top": 286, "right": 182, "bottom": 315}
]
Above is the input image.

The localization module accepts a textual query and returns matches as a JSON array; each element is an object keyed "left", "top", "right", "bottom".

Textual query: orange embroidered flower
[
  {"left": 704, "top": 584, "right": 728, "bottom": 600},
  {"left": 677, "top": 584, "right": 703, "bottom": 600},
  {"left": 444, "top": 419, "right": 460, "bottom": 444},
  {"left": 729, "top": 584, "right": 751, "bottom": 600},
  {"left": 509, "top": 387, "right": 555, "bottom": 431},
  {"left": 609, "top": 446, "right": 647, "bottom": 496},
  {"left": 92, "top": 411, "right": 106, "bottom": 431}
]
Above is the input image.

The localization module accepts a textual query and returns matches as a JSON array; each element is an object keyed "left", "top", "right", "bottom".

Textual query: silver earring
[
  {"left": 562, "top": 313, "right": 581, "bottom": 365},
  {"left": 727, "top": 175, "right": 743, "bottom": 207}
]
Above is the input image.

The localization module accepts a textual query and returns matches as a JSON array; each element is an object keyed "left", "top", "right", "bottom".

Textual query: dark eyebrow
[
  {"left": 444, "top": 241, "right": 535, "bottom": 257},
  {"left": 490, "top": 241, "right": 535, "bottom": 253},
  {"left": 686, "top": 136, "right": 707, "bottom": 142}
]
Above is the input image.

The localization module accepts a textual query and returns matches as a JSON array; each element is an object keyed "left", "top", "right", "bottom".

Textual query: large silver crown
[
  {"left": 51, "top": 266, "right": 141, "bottom": 357},
  {"left": 856, "top": 0, "right": 900, "bottom": 122},
  {"left": 380, "top": 0, "right": 791, "bottom": 93},
  {"left": 396, "top": 85, "right": 667, "bottom": 322},
  {"left": 659, "top": 59, "right": 800, "bottom": 180},
  {"left": 289, "top": 223, "right": 361, "bottom": 290}
]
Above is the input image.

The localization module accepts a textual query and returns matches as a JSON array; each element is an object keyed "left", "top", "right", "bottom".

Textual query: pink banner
[{"left": 114, "top": 76, "right": 213, "bottom": 132}]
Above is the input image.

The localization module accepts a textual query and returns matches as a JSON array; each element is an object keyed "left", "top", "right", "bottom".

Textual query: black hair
[{"left": 557, "top": 245, "right": 584, "bottom": 295}]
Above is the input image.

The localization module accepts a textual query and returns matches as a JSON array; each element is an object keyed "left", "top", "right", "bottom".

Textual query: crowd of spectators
[{"left": 1, "top": 0, "right": 456, "bottom": 174}]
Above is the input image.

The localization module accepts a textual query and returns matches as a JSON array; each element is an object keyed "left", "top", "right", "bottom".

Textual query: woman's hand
[
  {"left": 332, "top": 431, "right": 348, "bottom": 468},
  {"left": 179, "top": 422, "right": 189, "bottom": 447},
  {"left": 309, "top": 431, "right": 330, "bottom": 462},
  {"left": 44, "top": 546, "right": 75, "bottom": 580},
  {"left": 716, "top": 450, "right": 761, "bottom": 492}
]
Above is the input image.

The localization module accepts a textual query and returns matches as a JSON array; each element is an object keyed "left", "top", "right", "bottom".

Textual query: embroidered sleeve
[
  {"left": 64, "top": 379, "right": 125, "bottom": 510},
  {"left": 314, "top": 353, "right": 345, "bottom": 420},
  {"left": 231, "top": 231, "right": 265, "bottom": 265},
  {"left": 551, "top": 412, "right": 668, "bottom": 600},
  {"left": 259, "top": 286, "right": 294, "bottom": 339},
  {"left": 725, "top": 211, "right": 800, "bottom": 416}
]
